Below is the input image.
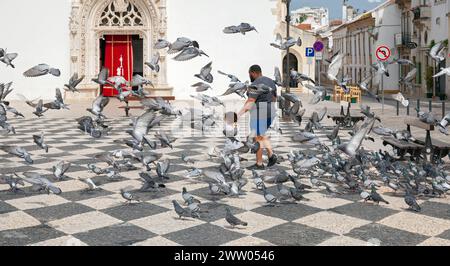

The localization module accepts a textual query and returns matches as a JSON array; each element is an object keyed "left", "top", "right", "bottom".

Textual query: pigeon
[
  {"left": 19, "top": 172, "right": 62, "bottom": 195},
  {"left": 15, "top": 93, "right": 39, "bottom": 108},
  {"left": 33, "top": 132, "right": 49, "bottom": 153},
  {"left": 225, "top": 208, "right": 248, "bottom": 228},
  {"left": 429, "top": 41, "right": 446, "bottom": 62},
  {"left": 131, "top": 74, "right": 155, "bottom": 98},
  {"left": 87, "top": 163, "right": 107, "bottom": 175},
  {"left": 77, "top": 116, "right": 111, "bottom": 138},
  {"left": 154, "top": 39, "right": 171, "bottom": 49},
  {"left": 271, "top": 34, "right": 302, "bottom": 50},
  {"left": 0, "top": 145, "right": 33, "bottom": 164},
  {"left": 126, "top": 111, "right": 159, "bottom": 148},
  {"left": 405, "top": 188, "right": 421, "bottom": 212},
  {"left": 33, "top": 99, "right": 48, "bottom": 117},
  {"left": 438, "top": 113, "right": 450, "bottom": 135},
  {"left": 173, "top": 47, "right": 208, "bottom": 61},
  {"left": 45, "top": 88, "right": 69, "bottom": 110},
  {"left": 172, "top": 200, "right": 198, "bottom": 219},
  {"left": 168, "top": 37, "right": 199, "bottom": 54},
  {"left": 87, "top": 96, "right": 110, "bottom": 120},
  {"left": 339, "top": 118, "right": 376, "bottom": 157},
  {"left": 0, "top": 175, "right": 25, "bottom": 193},
  {"left": 399, "top": 68, "right": 417, "bottom": 84},
  {"left": 223, "top": 23, "right": 258, "bottom": 35},
  {"left": 0, "top": 82, "right": 14, "bottom": 104},
  {"left": 120, "top": 188, "right": 141, "bottom": 204},
  {"left": 139, "top": 172, "right": 166, "bottom": 191},
  {"left": 0, "top": 51, "right": 18, "bottom": 68},
  {"left": 221, "top": 82, "right": 248, "bottom": 98},
  {"left": 357, "top": 74, "right": 380, "bottom": 102},
  {"left": 305, "top": 84, "right": 328, "bottom": 104},
  {"left": 156, "top": 159, "right": 170, "bottom": 179},
  {"left": 182, "top": 187, "right": 201, "bottom": 205},
  {"left": 64, "top": 73, "right": 85, "bottom": 93},
  {"left": 80, "top": 178, "right": 100, "bottom": 191},
  {"left": 326, "top": 53, "right": 344, "bottom": 82},
  {"left": 53, "top": 161, "right": 71, "bottom": 180},
  {"left": 4, "top": 104, "right": 24, "bottom": 118},
  {"left": 262, "top": 185, "right": 278, "bottom": 205},
  {"left": 277, "top": 183, "right": 292, "bottom": 201},
  {"left": 372, "top": 61, "right": 389, "bottom": 77},
  {"left": 274, "top": 67, "right": 283, "bottom": 86},
  {"left": 393, "top": 58, "right": 415, "bottom": 66},
  {"left": 218, "top": 70, "right": 241, "bottom": 83},
  {"left": 181, "top": 154, "right": 196, "bottom": 165},
  {"left": 392, "top": 92, "right": 409, "bottom": 107},
  {"left": 92, "top": 67, "right": 111, "bottom": 86},
  {"left": 191, "top": 82, "right": 212, "bottom": 92},
  {"left": 195, "top": 62, "right": 214, "bottom": 83},
  {"left": 369, "top": 186, "right": 389, "bottom": 205},
  {"left": 289, "top": 188, "right": 308, "bottom": 202},
  {"left": 155, "top": 131, "right": 176, "bottom": 149},
  {"left": 145, "top": 52, "right": 160, "bottom": 73},
  {"left": 433, "top": 67, "right": 450, "bottom": 78},
  {"left": 23, "top": 64, "right": 61, "bottom": 77},
  {"left": 291, "top": 70, "right": 315, "bottom": 85}
]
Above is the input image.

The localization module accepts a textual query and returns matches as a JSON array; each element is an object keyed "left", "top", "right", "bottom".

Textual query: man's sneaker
[
  {"left": 247, "top": 164, "right": 266, "bottom": 170},
  {"left": 267, "top": 154, "right": 278, "bottom": 168}
]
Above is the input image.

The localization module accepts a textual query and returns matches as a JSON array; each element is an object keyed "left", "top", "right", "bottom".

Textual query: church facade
[{"left": 68, "top": 0, "right": 172, "bottom": 99}]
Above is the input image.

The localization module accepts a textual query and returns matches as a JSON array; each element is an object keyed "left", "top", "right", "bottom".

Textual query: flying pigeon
[
  {"left": 33, "top": 132, "right": 49, "bottom": 153},
  {"left": 271, "top": 34, "right": 302, "bottom": 50},
  {"left": 23, "top": 64, "right": 61, "bottom": 77},
  {"left": 433, "top": 67, "right": 450, "bottom": 78},
  {"left": 429, "top": 41, "right": 446, "bottom": 62},
  {"left": 53, "top": 161, "right": 71, "bottom": 180},
  {"left": 392, "top": 92, "right": 410, "bottom": 107},
  {"left": 154, "top": 39, "right": 171, "bottom": 50},
  {"left": 92, "top": 67, "right": 111, "bottom": 86},
  {"left": 64, "top": 73, "right": 85, "bottom": 93},
  {"left": 145, "top": 52, "right": 160, "bottom": 73},
  {"left": 0, "top": 51, "right": 18, "bottom": 68},
  {"left": 87, "top": 95, "right": 110, "bottom": 120},
  {"left": 191, "top": 82, "right": 212, "bottom": 92},
  {"left": 0, "top": 145, "right": 33, "bottom": 164},
  {"left": 223, "top": 23, "right": 258, "bottom": 35},
  {"left": 173, "top": 47, "right": 208, "bottom": 61},
  {"left": 19, "top": 172, "right": 62, "bottom": 195},
  {"left": 217, "top": 70, "right": 241, "bottom": 83},
  {"left": 168, "top": 37, "right": 199, "bottom": 54},
  {"left": 195, "top": 62, "right": 214, "bottom": 83}
]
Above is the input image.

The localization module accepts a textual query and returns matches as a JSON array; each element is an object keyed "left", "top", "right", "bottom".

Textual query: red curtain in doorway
[{"left": 103, "top": 35, "right": 134, "bottom": 97}]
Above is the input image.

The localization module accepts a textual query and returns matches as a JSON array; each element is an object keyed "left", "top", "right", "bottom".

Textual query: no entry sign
[{"left": 376, "top": 46, "right": 391, "bottom": 61}]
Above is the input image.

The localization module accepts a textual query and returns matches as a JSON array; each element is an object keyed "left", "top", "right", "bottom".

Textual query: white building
[
  {"left": 0, "top": 0, "right": 279, "bottom": 100},
  {"left": 291, "top": 7, "right": 329, "bottom": 30},
  {"left": 331, "top": 0, "right": 401, "bottom": 93}
]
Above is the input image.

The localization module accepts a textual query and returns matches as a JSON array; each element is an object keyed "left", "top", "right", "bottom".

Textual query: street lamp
[{"left": 282, "top": 0, "right": 292, "bottom": 120}]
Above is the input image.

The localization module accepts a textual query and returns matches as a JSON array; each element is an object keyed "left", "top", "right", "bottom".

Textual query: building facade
[
  {"left": 328, "top": 1, "right": 401, "bottom": 95},
  {"left": 291, "top": 7, "right": 329, "bottom": 30}
]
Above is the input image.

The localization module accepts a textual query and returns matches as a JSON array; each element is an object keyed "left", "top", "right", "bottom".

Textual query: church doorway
[{"left": 99, "top": 35, "right": 144, "bottom": 96}]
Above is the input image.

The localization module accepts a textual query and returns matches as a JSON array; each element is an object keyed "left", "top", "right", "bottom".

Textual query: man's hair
[{"left": 249, "top": 65, "right": 262, "bottom": 74}]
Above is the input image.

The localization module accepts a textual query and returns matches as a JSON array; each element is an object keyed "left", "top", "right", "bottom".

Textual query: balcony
[
  {"left": 412, "top": 5, "right": 431, "bottom": 21},
  {"left": 395, "top": 33, "right": 417, "bottom": 49}
]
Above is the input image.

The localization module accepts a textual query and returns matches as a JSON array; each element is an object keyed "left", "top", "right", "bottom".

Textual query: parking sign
[{"left": 306, "top": 47, "right": 315, "bottom": 57}]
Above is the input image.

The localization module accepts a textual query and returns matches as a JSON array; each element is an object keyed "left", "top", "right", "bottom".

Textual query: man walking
[{"left": 238, "top": 65, "right": 278, "bottom": 170}]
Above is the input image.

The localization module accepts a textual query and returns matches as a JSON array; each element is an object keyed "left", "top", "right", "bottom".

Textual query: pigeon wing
[{"left": 23, "top": 64, "right": 50, "bottom": 77}]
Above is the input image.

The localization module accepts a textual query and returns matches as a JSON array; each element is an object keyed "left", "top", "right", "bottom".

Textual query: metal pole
[
  {"left": 381, "top": 75, "right": 385, "bottom": 114},
  {"left": 286, "top": 0, "right": 291, "bottom": 94}
]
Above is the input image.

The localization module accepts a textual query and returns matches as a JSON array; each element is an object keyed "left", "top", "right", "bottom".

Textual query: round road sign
[{"left": 376, "top": 46, "right": 391, "bottom": 61}]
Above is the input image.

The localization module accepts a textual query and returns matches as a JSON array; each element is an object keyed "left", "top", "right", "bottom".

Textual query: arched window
[{"left": 99, "top": 0, "right": 144, "bottom": 27}]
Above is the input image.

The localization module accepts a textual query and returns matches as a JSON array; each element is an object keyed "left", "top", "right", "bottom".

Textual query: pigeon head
[{"left": 24, "top": 155, "right": 33, "bottom": 164}]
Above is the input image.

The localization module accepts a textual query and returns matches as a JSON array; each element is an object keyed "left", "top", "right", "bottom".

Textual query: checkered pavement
[{"left": 1, "top": 114, "right": 450, "bottom": 246}]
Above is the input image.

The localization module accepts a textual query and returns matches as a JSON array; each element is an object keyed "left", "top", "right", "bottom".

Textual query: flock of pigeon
[{"left": 1, "top": 20, "right": 450, "bottom": 232}]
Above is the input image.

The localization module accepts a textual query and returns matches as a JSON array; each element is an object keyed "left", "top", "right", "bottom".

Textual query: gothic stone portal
[{"left": 68, "top": 0, "right": 172, "bottom": 100}]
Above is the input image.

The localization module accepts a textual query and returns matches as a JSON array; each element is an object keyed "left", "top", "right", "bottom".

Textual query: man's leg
[{"left": 255, "top": 136, "right": 264, "bottom": 165}]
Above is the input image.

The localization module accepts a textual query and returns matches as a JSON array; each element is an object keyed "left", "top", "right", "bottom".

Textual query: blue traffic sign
[{"left": 306, "top": 47, "right": 315, "bottom": 57}]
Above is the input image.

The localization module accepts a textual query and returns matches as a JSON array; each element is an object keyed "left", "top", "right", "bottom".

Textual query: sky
[{"left": 291, "top": 0, "right": 383, "bottom": 19}]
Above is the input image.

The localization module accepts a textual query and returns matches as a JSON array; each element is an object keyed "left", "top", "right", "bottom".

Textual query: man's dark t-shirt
[{"left": 247, "top": 76, "right": 277, "bottom": 121}]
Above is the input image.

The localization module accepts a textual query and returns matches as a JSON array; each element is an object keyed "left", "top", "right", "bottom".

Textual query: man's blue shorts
[{"left": 250, "top": 117, "right": 273, "bottom": 136}]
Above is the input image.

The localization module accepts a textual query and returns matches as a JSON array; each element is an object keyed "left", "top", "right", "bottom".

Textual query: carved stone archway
[{"left": 69, "top": 0, "right": 172, "bottom": 99}]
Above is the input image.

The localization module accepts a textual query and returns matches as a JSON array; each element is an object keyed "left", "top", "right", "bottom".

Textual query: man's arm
[{"left": 238, "top": 98, "right": 256, "bottom": 117}]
